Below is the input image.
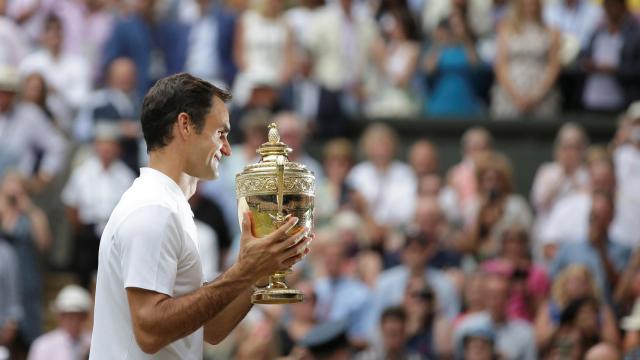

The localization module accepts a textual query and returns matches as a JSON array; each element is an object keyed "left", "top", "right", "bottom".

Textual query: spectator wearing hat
[
  {"left": 0, "top": 64, "right": 67, "bottom": 192},
  {"left": 461, "top": 323, "right": 498, "bottom": 360},
  {"left": 27, "top": 285, "right": 92, "bottom": 360},
  {"left": 62, "top": 122, "right": 135, "bottom": 287}
]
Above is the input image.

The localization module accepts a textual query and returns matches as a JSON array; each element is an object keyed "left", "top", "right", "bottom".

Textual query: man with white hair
[{"left": 28, "top": 285, "right": 92, "bottom": 360}]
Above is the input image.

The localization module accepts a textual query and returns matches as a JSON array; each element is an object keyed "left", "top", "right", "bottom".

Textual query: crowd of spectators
[{"left": 1, "top": 0, "right": 640, "bottom": 359}]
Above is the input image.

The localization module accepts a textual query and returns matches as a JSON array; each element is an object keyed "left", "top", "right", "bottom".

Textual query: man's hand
[{"left": 235, "top": 212, "right": 311, "bottom": 283}]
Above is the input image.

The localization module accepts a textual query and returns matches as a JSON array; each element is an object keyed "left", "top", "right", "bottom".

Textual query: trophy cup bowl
[{"left": 236, "top": 123, "right": 315, "bottom": 304}]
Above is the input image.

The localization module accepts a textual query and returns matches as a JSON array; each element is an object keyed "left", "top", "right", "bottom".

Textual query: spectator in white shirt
[
  {"left": 19, "top": 14, "right": 91, "bottom": 111},
  {"left": 0, "top": 65, "right": 68, "bottom": 192},
  {"left": 28, "top": 285, "right": 92, "bottom": 360},
  {"left": 62, "top": 122, "right": 135, "bottom": 286},
  {"left": 347, "top": 123, "right": 417, "bottom": 229},
  {"left": 531, "top": 123, "right": 590, "bottom": 245}
]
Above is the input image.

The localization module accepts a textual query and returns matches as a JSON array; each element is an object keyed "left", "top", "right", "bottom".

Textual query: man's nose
[{"left": 221, "top": 140, "right": 232, "bottom": 157}]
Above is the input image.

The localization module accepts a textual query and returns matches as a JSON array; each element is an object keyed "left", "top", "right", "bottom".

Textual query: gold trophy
[{"left": 235, "top": 123, "right": 315, "bottom": 304}]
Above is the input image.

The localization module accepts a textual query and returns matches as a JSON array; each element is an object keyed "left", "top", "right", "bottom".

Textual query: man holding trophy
[{"left": 89, "top": 73, "right": 314, "bottom": 359}]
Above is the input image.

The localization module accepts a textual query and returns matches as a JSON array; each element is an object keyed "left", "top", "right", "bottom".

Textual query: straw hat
[
  {"left": 0, "top": 65, "right": 19, "bottom": 93},
  {"left": 621, "top": 300, "right": 640, "bottom": 331},
  {"left": 52, "top": 285, "right": 92, "bottom": 313}
]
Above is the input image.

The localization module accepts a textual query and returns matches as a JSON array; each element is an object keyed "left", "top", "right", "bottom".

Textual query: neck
[{"left": 148, "top": 149, "right": 198, "bottom": 198}]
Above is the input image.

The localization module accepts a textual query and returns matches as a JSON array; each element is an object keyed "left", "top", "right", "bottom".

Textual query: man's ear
[{"left": 176, "top": 112, "right": 192, "bottom": 140}]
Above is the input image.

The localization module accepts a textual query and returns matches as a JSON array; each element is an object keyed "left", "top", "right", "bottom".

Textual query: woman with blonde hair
[
  {"left": 534, "top": 265, "right": 619, "bottom": 348},
  {"left": 491, "top": 0, "right": 561, "bottom": 118}
]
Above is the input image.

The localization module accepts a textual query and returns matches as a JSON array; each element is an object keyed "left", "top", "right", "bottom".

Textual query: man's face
[
  {"left": 185, "top": 96, "right": 231, "bottom": 180},
  {"left": 0, "top": 90, "right": 15, "bottom": 112},
  {"left": 381, "top": 317, "right": 406, "bottom": 353}
]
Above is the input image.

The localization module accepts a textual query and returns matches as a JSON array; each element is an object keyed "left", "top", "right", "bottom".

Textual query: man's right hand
[{"left": 236, "top": 212, "right": 311, "bottom": 282}]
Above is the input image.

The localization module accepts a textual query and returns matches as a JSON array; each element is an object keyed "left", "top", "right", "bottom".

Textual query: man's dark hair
[
  {"left": 140, "top": 73, "right": 231, "bottom": 152},
  {"left": 381, "top": 306, "right": 406, "bottom": 324}
]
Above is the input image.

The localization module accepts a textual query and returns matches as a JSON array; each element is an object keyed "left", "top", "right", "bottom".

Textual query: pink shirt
[
  {"left": 28, "top": 329, "right": 91, "bottom": 360},
  {"left": 481, "top": 259, "right": 550, "bottom": 322}
]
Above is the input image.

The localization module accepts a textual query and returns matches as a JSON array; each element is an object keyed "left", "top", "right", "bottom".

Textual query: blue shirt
[
  {"left": 314, "top": 276, "right": 371, "bottom": 340},
  {"left": 551, "top": 240, "right": 630, "bottom": 300}
]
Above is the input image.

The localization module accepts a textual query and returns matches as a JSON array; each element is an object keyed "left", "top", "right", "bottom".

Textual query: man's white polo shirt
[{"left": 90, "top": 168, "right": 203, "bottom": 360}]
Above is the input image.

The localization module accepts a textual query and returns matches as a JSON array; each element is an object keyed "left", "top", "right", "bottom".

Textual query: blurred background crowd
[{"left": 1, "top": 0, "right": 640, "bottom": 358}]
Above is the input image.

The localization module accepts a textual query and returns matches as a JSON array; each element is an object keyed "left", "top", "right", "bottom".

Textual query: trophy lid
[{"left": 235, "top": 122, "right": 315, "bottom": 198}]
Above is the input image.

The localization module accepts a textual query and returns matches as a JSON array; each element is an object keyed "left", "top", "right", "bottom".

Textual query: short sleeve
[{"left": 118, "top": 206, "right": 182, "bottom": 296}]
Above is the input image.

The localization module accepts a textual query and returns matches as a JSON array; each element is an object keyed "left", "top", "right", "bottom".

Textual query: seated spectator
[
  {"left": 18, "top": 14, "right": 91, "bottom": 111},
  {"left": 454, "top": 274, "right": 537, "bottom": 360},
  {"left": 369, "top": 231, "right": 461, "bottom": 338},
  {"left": 0, "top": 171, "right": 51, "bottom": 347},
  {"left": 275, "top": 112, "right": 325, "bottom": 184},
  {"left": 454, "top": 273, "right": 486, "bottom": 327},
  {"left": 491, "top": 0, "right": 561, "bottom": 119},
  {"left": 550, "top": 190, "right": 630, "bottom": 298},
  {"left": 20, "top": 72, "right": 72, "bottom": 132},
  {"left": 313, "top": 238, "right": 371, "bottom": 346},
  {"left": 544, "top": 0, "right": 603, "bottom": 50},
  {"left": 541, "top": 157, "right": 638, "bottom": 253},
  {"left": 425, "top": 11, "right": 484, "bottom": 117},
  {"left": 74, "top": 57, "right": 142, "bottom": 173},
  {"left": 580, "top": 0, "right": 640, "bottom": 112},
  {"left": 481, "top": 224, "right": 550, "bottom": 322},
  {"left": 61, "top": 123, "right": 135, "bottom": 287},
  {"left": 461, "top": 151, "right": 533, "bottom": 259},
  {"left": 0, "top": 65, "right": 67, "bottom": 192},
  {"left": 315, "top": 138, "right": 356, "bottom": 226},
  {"left": 347, "top": 123, "right": 417, "bottom": 230},
  {"left": 408, "top": 139, "right": 439, "bottom": 179},
  {"left": 540, "top": 324, "right": 586, "bottom": 360},
  {"left": 613, "top": 108, "right": 640, "bottom": 247},
  {"left": 440, "top": 126, "right": 492, "bottom": 227},
  {"left": 403, "top": 278, "right": 452, "bottom": 358},
  {"left": 365, "top": 9, "right": 420, "bottom": 118},
  {"left": 276, "top": 281, "right": 318, "bottom": 356},
  {"left": 0, "top": 235, "right": 21, "bottom": 358},
  {"left": 27, "top": 285, "right": 92, "bottom": 360},
  {"left": 534, "top": 265, "right": 619, "bottom": 348},
  {"left": 355, "top": 307, "right": 420, "bottom": 360},
  {"left": 461, "top": 324, "right": 498, "bottom": 360},
  {"left": 232, "top": 0, "right": 295, "bottom": 109},
  {"left": 531, "top": 123, "right": 590, "bottom": 245}
]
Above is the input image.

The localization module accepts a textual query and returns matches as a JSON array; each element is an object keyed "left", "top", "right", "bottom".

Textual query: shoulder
[{"left": 13, "top": 102, "right": 48, "bottom": 123}]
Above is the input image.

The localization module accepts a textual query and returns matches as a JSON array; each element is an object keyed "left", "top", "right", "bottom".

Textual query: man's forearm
[
  {"left": 132, "top": 264, "right": 253, "bottom": 352},
  {"left": 203, "top": 287, "right": 253, "bottom": 344}
]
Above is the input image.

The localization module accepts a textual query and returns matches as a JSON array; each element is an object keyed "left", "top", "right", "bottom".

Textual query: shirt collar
[{"left": 139, "top": 167, "right": 186, "bottom": 200}]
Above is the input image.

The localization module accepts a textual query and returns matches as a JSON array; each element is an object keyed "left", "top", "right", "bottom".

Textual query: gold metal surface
[{"left": 236, "top": 123, "right": 315, "bottom": 304}]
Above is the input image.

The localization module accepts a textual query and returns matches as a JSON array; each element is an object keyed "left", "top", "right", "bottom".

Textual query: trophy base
[{"left": 251, "top": 288, "right": 304, "bottom": 304}]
